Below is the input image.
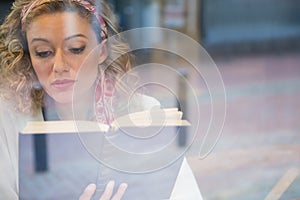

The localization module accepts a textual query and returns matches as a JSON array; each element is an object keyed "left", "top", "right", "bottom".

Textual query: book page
[{"left": 21, "top": 108, "right": 190, "bottom": 134}]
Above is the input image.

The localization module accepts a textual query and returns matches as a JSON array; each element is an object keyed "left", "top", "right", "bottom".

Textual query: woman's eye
[
  {"left": 35, "top": 51, "right": 52, "bottom": 58},
  {"left": 69, "top": 46, "right": 85, "bottom": 54}
]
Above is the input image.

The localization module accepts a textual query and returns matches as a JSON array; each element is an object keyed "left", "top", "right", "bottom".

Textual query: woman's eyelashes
[
  {"left": 34, "top": 45, "right": 86, "bottom": 58},
  {"left": 35, "top": 50, "right": 52, "bottom": 58},
  {"left": 69, "top": 46, "right": 85, "bottom": 54}
]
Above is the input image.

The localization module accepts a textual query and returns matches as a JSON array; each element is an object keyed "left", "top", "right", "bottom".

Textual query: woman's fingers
[
  {"left": 99, "top": 180, "right": 115, "bottom": 200},
  {"left": 99, "top": 181, "right": 128, "bottom": 200},
  {"left": 80, "top": 181, "right": 128, "bottom": 200},
  {"left": 79, "top": 183, "right": 97, "bottom": 200},
  {"left": 111, "top": 183, "right": 128, "bottom": 200}
]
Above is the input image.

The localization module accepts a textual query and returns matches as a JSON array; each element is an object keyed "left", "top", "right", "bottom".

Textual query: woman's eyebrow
[
  {"left": 30, "top": 34, "right": 88, "bottom": 44},
  {"left": 30, "top": 38, "right": 49, "bottom": 44},
  {"left": 65, "top": 34, "right": 88, "bottom": 41}
]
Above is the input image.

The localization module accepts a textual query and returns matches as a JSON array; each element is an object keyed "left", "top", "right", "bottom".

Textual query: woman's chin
[{"left": 51, "top": 93, "right": 74, "bottom": 105}]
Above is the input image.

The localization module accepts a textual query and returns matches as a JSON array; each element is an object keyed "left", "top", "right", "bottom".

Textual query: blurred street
[{"left": 189, "top": 52, "right": 300, "bottom": 200}]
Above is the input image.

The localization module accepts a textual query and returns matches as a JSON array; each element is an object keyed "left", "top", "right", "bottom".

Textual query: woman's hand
[{"left": 79, "top": 181, "right": 128, "bottom": 200}]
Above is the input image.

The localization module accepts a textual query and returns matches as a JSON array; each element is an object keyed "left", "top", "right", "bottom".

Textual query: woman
[{"left": 0, "top": 0, "right": 202, "bottom": 199}]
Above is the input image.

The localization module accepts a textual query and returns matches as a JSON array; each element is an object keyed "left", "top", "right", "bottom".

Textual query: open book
[
  {"left": 19, "top": 107, "right": 193, "bottom": 199},
  {"left": 21, "top": 107, "right": 190, "bottom": 134}
]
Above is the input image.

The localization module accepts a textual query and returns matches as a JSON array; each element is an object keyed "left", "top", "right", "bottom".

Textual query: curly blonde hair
[{"left": 0, "top": 0, "right": 131, "bottom": 113}]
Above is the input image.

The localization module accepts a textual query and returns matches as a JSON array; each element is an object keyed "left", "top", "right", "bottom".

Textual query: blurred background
[{"left": 2, "top": 0, "right": 299, "bottom": 199}]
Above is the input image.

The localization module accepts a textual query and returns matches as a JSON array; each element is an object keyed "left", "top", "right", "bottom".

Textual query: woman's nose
[{"left": 53, "top": 50, "right": 69, "bottom": 73}]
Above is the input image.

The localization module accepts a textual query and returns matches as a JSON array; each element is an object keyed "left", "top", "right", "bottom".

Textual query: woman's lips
[{"left": 51, "top": 79, "right": 76, "bottom": 89}]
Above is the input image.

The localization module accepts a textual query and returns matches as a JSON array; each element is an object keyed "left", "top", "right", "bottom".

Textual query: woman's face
[{"left": 26, "top": 12, "right": 106, "bottom": 104}]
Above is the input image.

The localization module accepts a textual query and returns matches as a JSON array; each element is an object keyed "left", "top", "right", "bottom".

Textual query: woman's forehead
[
  {"left": 26, "top": 12, "right": 95, "bottom": 40},
  {"left": 28, "top": 12, "right": 88, "bottom": 28}
]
